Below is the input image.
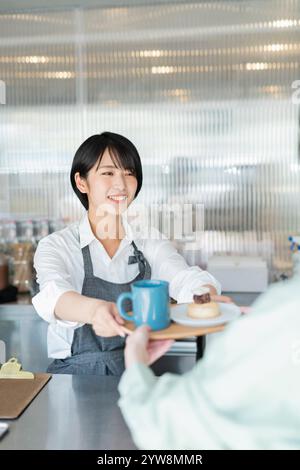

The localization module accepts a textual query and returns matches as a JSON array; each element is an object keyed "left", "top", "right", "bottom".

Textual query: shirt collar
[
  {"left": 78, "top": 211, "right": 134, "bottom": 249},
  {"left": 78, "top": 212, "right": 95, "bottom": 248}
]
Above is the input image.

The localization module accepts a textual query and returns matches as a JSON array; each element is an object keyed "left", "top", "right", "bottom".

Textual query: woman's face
[{"left": 75, "top": 148, "right": 138, "bottom": 216}]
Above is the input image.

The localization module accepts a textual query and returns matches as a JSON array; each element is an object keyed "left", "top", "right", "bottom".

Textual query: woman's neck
[{"left": 88, "top": 210, "right": 125, "bottom": 242}]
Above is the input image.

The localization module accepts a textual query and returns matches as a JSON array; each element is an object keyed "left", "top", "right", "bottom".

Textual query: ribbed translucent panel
[{"left": 0, "top": 1, "right": 300, "bottom": 277}]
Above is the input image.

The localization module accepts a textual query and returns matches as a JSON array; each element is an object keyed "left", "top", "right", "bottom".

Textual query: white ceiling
[{"left": 0, "top": 0, "right": 186, "bottom": 14}]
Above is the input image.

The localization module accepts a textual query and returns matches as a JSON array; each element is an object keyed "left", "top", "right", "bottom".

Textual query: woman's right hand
[{"left": 89, "top": 301, "right": 127, "bottom": 337}]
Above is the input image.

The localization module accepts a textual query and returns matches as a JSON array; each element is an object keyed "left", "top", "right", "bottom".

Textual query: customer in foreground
[{"left": 118, "top": 275, "right": 300, "bottom": 450}]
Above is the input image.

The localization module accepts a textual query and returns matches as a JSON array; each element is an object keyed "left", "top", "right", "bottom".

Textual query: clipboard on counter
[{"left": 0, "top": 358, "right": 51, "bottom": 419}]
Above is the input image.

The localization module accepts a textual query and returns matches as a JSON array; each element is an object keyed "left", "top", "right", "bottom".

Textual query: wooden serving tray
[
  {"left": 123, "top": 320, "right": 225, "bottom": 340},
  {"left": 123, "top": 304, "right": 225, "bottom": 340}
]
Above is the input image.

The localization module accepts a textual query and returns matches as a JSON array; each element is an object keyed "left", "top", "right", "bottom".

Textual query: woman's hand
[
  {"left": 203, "top": 286, "right": 252, "bottom": 313},
  {"left": 202, "top": 285, "right": 233, "bottom": 303},
  {"left": 210, "top": 294, "right": 233, "bottom": 303},
  {"left": 124, "top": 325, "right": 174, "bottom": 368},
  {"left": 240, "top": 306, "right": 252, "bottom": 314},
  {"left": 89, "top": 301, "right": 126, "bottom": 337},
  {"left": 203, "top": 286, "right": 252, "bottom": 314}
]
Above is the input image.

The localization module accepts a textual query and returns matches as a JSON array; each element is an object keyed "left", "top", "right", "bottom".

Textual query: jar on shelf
[
  {"left": 33, "top": 219, "right": 49, "bottom": 243},
  {"left": 10, "top": 242, "right": 33, "bottom": 294},
  {"left": 3, "top": 220, "right": 17, "bottom": 246},
  {"left": 48, "top": 218, "right": 65, "bottom": 234},
  {"left": 0, "top": 253, "right": 9, "bottom": 291},
  {"left": 16, "top": 220, "right": 35, "bottom": 244}
]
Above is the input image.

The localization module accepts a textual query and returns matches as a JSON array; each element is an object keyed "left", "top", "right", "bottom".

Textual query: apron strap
[
  {"left": 128, "top": 241, "right": 147, "bottom": 279},
  {"left": 82, "top": 245, "right": 94, "bottom": 277}
]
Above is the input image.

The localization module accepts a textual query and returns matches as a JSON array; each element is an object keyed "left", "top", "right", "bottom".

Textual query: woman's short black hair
[{"left": 70, "top": 131, "right": 143, "bottom": 210}]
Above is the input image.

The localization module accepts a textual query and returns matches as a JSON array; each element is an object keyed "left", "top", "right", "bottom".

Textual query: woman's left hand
[
  {"left": 203, "top": 285, "right": 233, "bottom": 304},
  {"left": 210, "top": 294, "right": 233, "bottom": 303},
  {"left": 124, "top": 325, "right": 174, "bottom": 369},
  {"left": 211, "top": 295, "right": 252, "bottom": 315}
]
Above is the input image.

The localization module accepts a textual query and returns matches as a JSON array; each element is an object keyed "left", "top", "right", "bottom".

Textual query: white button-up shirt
[{"left": 32, "top": 212, "right": 221, "bottom": 359}]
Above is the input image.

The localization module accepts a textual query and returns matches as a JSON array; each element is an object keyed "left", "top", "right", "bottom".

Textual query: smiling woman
[
  {"left": 70, "top": 132, "right": 143, "bottom": 212},
  {"left": 32, "top": 131, "right": 221, "bottom": 376},
  {"left": 71, "top": 133, "right": 141, "bottom": 241}
]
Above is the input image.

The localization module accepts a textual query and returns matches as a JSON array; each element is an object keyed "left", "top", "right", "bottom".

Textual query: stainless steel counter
[
  {"left": 0, "top": 374, "right": 136, "bottom": 450},
  {"left": 0, "top": 292, "right": 261, "bottom": 450},
  {"left": 0, "top": 303, "right": 50, "bottom": 372}
]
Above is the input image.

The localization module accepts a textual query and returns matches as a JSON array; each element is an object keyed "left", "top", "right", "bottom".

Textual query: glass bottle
[
  {"left": 10, "top": 242, "right": 33, "bottom": 294},
  {"left": 0, "top": 252, "right": 9, "bottom": 291}
]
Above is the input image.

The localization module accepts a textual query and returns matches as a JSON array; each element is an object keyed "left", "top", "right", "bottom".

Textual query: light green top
[{"left": 118, "top": 276, "right": 300, "bottom": 450}]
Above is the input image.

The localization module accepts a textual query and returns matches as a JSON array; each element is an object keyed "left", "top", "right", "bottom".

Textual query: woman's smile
[{"left": 107, "top": 194, "right": 128, "bottom": 203}]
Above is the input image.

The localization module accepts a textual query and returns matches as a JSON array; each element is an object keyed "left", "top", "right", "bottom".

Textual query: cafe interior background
[{"left": 0, "top": 0, "right": 300, "bottom": 372}]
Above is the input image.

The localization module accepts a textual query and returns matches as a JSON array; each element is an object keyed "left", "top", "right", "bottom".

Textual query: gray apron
[{"left": 47, "top": 240, "right": 151, "bottom": 376}]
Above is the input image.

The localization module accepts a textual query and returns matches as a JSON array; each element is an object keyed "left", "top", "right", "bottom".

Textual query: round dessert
[{"left": 187, "top": 287, "right": 220, "bottom": 319}]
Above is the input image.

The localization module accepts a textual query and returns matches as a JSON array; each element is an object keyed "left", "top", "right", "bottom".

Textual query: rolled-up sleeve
[
  {"left": 118, "top": 363, "right": 229, "bottom": 450},
  {"left": 149, "top": 239, "right": 221, "bottom": 302},
  {"left": 32, "top": 237, "right": 80, "bottom": 328}
]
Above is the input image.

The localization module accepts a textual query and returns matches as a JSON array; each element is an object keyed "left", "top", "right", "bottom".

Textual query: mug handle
[{"left": 117, "top": 292, "right": 133, "bottom": 322}]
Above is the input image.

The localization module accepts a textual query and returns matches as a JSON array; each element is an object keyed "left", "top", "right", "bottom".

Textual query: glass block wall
[{"left": 0, "top": 0, "right": 300, "bottom": 278}]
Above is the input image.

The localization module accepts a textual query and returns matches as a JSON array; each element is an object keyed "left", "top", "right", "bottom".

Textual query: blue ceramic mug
[{"left": 117, "top": 280, "right": 170, "bottom": 331}]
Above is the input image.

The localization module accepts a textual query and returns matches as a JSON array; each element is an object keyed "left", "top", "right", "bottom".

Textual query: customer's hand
[
  {"left": 124, "top": 325, "right": 174, "bottom": 368},
  {"left": 90, "top": 301, "right": 126, "bottom": 337}
]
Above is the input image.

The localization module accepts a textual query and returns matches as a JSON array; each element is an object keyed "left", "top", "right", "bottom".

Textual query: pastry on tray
[{"left": 187, "top": 287, "right": 220, "bottom": 319}]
